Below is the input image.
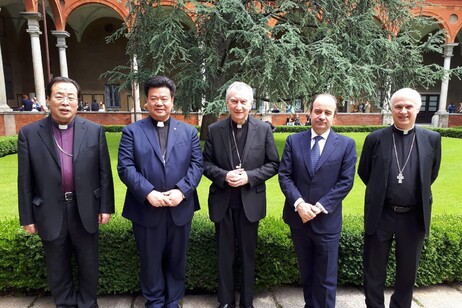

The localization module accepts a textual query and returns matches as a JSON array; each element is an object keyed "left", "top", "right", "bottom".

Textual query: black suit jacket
[
  {"left": 203, "top": 116, "right": 279, "bottom": 223},
  {"left": 358, "top": 126, "right": 441, "bottom": 235},
  {"left": 18, "top": 116, "right": 115, "bottom": 241}
]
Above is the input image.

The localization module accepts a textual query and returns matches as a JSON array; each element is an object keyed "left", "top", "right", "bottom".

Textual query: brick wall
[{"left": 2, "top": 112, "right": 460, "bottom": 136}]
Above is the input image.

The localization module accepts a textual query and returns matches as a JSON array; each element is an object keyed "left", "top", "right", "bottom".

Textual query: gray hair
[
  {"left": 390, "top": 88, "right": 422, "bottom": 110},
  {"left": 226, "top": 81, "right": 254, "bottom": 102}
]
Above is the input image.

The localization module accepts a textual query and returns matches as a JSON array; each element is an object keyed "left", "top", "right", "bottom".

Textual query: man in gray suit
[
  {"left": 358, "top": 88, "right": 442, "bottom": 308},
  {"left": 18, "top": 76, "right": 114, "bottom": 308},
  {"left": 203, "top": 81, "right": 279, "bottom": 308}
]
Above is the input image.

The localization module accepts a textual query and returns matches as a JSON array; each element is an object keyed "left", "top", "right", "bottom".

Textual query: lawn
[{"left": 1, "top": 132, "right": 461, "bottom": 220}]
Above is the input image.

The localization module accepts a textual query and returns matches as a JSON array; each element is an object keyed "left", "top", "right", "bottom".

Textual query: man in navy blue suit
[
  {"left": 118, "top": 76, "right": 203, "bottom": 308},
  {"left": 279, "top": 94, "right": 356, "bottom": 308}
]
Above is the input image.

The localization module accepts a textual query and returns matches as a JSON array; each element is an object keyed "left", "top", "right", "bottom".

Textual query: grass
[{"left": 1, "top": 132, "right": 461, "bottom": 220}]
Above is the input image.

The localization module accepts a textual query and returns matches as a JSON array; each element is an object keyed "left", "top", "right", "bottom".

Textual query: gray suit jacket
[
  {"left": 358, "top": 126, "right": 441, "bottom": 235},
  {"left": 203, "top": 116, "right": 279, "bottom": 223},
  {"left": 18, "top": 116, "right": 115, "bottom": 241}
]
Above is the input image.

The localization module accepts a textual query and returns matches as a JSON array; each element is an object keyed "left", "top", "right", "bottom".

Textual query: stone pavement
[{"left": 1, "top": 284, "right": 461, "bottom": 307}]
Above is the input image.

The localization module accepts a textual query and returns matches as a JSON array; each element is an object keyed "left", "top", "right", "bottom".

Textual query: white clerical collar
[
  {"left": 58, "top": 125, "right": 68, "bottom": 130},
  {"left": 393, "top": 125, "right": 415, "bottom": 135},
  {"left": 157, "top": 121, "right": 164, "bottom": 127}
]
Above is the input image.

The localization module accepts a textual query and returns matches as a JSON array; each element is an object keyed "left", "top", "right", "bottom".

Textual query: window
[{"left": 104, "top": 84, "right": 120, "bottom": 110}]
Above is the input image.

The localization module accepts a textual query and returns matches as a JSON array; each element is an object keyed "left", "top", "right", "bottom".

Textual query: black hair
[
  {"left": 45, "top": 76, "right": 81, "bottom": 98},
  {"left": 144, "top": 76, "right": 176, "bottom": 97}
]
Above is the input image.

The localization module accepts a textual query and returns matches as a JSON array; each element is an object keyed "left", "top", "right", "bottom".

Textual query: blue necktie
[{"left": 311, "top": 135, "right": 323, "bottom": 172}]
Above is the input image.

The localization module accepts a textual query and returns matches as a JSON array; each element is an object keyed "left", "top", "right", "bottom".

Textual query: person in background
[
  {"left": 91, "top": 99, "right": 99, "bottom": 111},
  {"left": 448, "top": 102, "right": 456, "bottom": 113},
  {"left": 358, "top": 88, "right": 441, "bottom": 308},
  {"left": 278, "top": 93, "right": 356, "bottom": 308},
  {"left": 18, "top": 76, "right": 114, "bottom": 307},
  {"left": 98, "top": 101, "right": 106, "bottom": 112},
  {"left": 203, "top": 81, "right": 279, "bottom": 308},
  {"left": 118, "top": 76, "right": 203, "bottom": 308},
  {"left": 21, "top": 94, "right": 33, "bottom": 111}
]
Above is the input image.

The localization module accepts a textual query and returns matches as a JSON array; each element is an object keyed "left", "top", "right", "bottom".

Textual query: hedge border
[{"left": 0, "top": 214, "right": 461, "bottom": 295}]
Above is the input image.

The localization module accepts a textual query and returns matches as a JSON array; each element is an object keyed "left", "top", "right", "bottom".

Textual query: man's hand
[
  {"left": 23, "top": 224, "right": 37, "bottom": 235},
  {"left": 146, "top": 190, "right": 168, "bottom": 207},
  {"left": 98, "top": 213, "right": 112, "bottom": 224},
  {"left": 297, "top": 203, "right": 322, "bottom": 223},
  {"left": 163, "top": 189, "right": 185, "bottom": 207},
  {"left": 225, "top": 168, "right": 249, "bottom": 187}
]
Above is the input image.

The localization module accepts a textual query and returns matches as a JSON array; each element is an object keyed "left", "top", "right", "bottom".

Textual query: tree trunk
[{"left": 199, "top": 113, "right": 219, "bottom": 141}]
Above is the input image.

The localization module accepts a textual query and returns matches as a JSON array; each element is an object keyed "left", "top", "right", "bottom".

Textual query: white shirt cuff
[
  {"left": 294, "top": 198, "right": 304, "bottom": 211},
  {"left": 314, "top": 202, "right": 328, "bottom": 214}
]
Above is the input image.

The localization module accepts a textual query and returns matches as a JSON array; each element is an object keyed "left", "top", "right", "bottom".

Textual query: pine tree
[{"left": 106, "top": 0, "right": 453, "bottom": 139}]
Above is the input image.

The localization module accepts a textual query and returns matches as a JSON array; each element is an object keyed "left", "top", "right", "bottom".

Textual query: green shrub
[
  {"left": 0, "top": 137, "right": 17, "bottom": 158},
  {"left": 1, "top": 213, "right": 461, "bottom": 295}
]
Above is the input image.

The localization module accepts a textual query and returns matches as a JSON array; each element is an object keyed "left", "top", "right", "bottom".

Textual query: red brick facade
[{"left": 3, "top": 112, "right": 461, "bottom": 136}]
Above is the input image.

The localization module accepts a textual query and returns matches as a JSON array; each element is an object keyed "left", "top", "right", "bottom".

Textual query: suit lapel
[
  {"left": 241, "top": 117, "right": 257, "bottom": 165},
  {"left": 300, "top": 131, "right": 313, "bottom": 176},
  {"left": 37, "top": 117, "right": 60, "bottom": 167},
  {"left": 314, "top": 130, "right": 338, "bottom": 173},
  {"left": 415, "top": 127, "right": 430, "bottom": 185},
  {"left": 164, "top": 118, "right": 179, "bottom": 164},
  {"left": 219, "top": 118, "right": 234, "bottom": 169},
  {"left": 73, "top": 116, "right": 87, "bottom": 161},
  {"left": 140, "top": 117, "right": 164, "bottom": 163},
  {"left": 380, "top": 127, "right": 393, "bottom": 179}
]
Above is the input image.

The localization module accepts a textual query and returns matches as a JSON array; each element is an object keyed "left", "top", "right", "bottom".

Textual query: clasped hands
[
  {"left": 297, "top": 202, "right": 322, "bottom": 223},
  {"left": 147, "top": 189, "right": 184, "bottom": 208},
  {"left": 225, "top": 168, "right": 249, "bottom": 187}
]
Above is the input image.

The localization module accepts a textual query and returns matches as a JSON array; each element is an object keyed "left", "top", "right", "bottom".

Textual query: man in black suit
[
  {"left": 203, "top": 81, "right": 279, "bottom": 308},
  {"left": 278, "top": 94, "right": 357, "bottom": 308},
  {"left": 358, "top": 88, "right": 442, "bottom": 308},
  {"left": 18, "top": 76, "right": 115, "bottom": 307},
  {"left": 118, "top": 76, "right": 203, "bottom": 308}
]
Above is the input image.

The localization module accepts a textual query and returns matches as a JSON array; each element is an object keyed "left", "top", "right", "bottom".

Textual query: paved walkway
[{"left": 1, "top": 284, "right": 461, "bottom": 307}]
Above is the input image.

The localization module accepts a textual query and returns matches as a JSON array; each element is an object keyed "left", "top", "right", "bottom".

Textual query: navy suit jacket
[
  {"left": 358, "top": 126, "right": 441, "bottom": 235},
  {"left": 203, "top": 116, "right": 279, "bottom": 223},
  {"left": 279, "top": 129, "right": 356, "bottom": 234},
  {"left": 18, "top": 116, "right": 115, "bottom": 241},
  {"left": 118, "top": 117, "right": 203, "bottom": 227}
]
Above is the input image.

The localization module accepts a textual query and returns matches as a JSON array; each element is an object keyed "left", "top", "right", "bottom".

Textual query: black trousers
[
  {"left": 41, "top": 200, "right": 99, "bottom": 308},
  {"left": 132, "top": 209, "right": 191, "bottom": 308},
  {"left": 364, "top": 207, "right": 425, "bottom": 308},
  {"left": 215, "top": 208, "right": 259, "bottom": 307}
]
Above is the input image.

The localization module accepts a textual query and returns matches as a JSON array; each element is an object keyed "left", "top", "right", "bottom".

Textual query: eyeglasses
[
  {"left": 149, "top": 97, "right": 170, "bottom": 104},
  {"left": 54, "top": 96, "right": 77, "bottom": 103}
]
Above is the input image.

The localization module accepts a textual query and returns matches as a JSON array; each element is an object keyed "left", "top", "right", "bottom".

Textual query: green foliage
[
  {"left": 104, "top": 0, "right": 451, "bottom": 116},
  {"left": 1, "top": 214, "right": 461, "bottom": 294},
  {"left": 0, "top": 136, "right": 17, "bottom": 158},
  {"left": 103, "top": 125, "right": 125, "bottom": 133}
]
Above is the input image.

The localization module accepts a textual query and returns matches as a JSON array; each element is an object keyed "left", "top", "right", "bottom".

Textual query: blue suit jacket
[
  {"left": 118, "top": 117, "right": 203, "bottom": 227},
  {"left": 279, "top": 129, "right": 356, "bottom": 234}
]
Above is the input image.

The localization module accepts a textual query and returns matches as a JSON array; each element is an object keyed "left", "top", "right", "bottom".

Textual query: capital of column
[
  {"left": 21, "top": 12, "right": 43, "bottom": 35},
  {"left": 51, "top": 31, "right": 70, "bottom": 48},
  {"left": 442, "top": 43, "right": 458, "bottom": 58}
]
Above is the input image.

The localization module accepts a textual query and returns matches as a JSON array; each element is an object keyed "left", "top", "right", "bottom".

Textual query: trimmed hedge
[
  {"left": 1, "top": 214, "right": 461, "bottom": 295},
  {"left": 0, "top": 137, "right": 17, "bottom": 157},
  {"left": 2, "top": 125, "right": 462, "bottom": 158}
]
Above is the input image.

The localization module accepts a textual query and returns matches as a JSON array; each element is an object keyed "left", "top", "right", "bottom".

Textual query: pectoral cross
[
  {"left": 397, "top": 172, "right": 404, "bottom": 184},
  {"left": 236, "top": 163, "right": 241, "bottom": 169}
]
